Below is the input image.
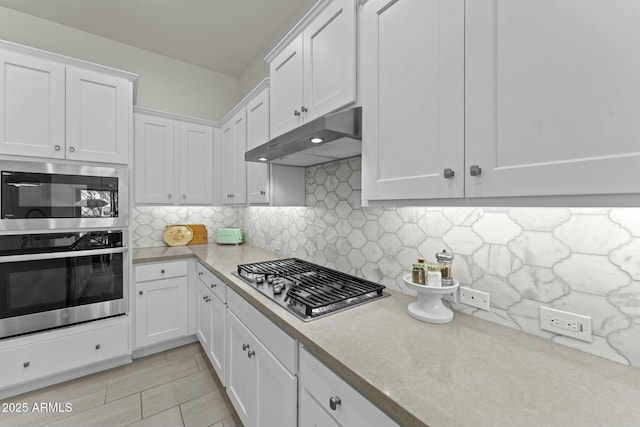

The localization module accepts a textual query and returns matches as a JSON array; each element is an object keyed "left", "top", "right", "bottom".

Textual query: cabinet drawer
[
  {"left": 197, "top": 263, "right": 226, "bottom": 303},
  {"left": 0, "top": 323, "right": 129, "bottom": 389},
  {"left": 299, "top": 347, "right": 398, "bottom": 427},
  {"left": 135, "top": 260, "right": 188, "bottom": 282},
  {"left": 227, "top": 288, "right": 296, "bottom": 374}
]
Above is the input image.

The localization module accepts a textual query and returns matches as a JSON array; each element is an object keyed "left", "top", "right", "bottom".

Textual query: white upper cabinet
[
  {"left": 134, "top": 113, "right": 175, "bottom": 204},
  {"left": 465, "top": 0, "right": 640, "bottom": 198},
  {"left": 0, "top": 44, "right": 134, "bottom": 164},
  {"left": 361, "top": 0, "right": 464, "bottom": 201},
  {"left": 66, "top": 66, "right": 130, "bottom": 164},
  {"left": 134, "top": 110, "right": 215, "bottom": 205},
  {"left": 178, "top": 121, "right": 214, "bottom": 204},
  {"left": 269, "top": 35, "right": 304, "bottom": 138},
  {"left": 0, "top": 50, "right": 65, "bottom": 159},
  {"left": 302, "top": 0, "right": 356, "bottom": 122},
  {"left": 268, "top": 0, "right": 357, "bottom": 138},
  {"left": 246, "top": 87, "right": 270, "bottom": 204},
  {"left": 222, "top": 109, "right": 248, "bottom": 205},
  {"left": 362, "top": 0, "right": 640, "bottom": 205}
]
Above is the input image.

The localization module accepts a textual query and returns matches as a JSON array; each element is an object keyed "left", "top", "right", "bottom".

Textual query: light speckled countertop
[{"left": 134, "top": 244, "right": 640, "bottom": 427}]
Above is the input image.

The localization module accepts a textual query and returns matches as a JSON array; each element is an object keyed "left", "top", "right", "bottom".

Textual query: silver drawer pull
[
  {"left": 23, "top": 361, "right": 30, "bottom": 368},
  {"left": 247, "top": 350, "right": 255, "bottom": 358},
  {"left": 69, "top": 146, "right": 75, "bottom": 153},
  {"left": 443, "top": 168, "right": 454, "bottom": 179},
  {"left": 470, "top": 165, "right": 482, "bottom": 176},
  {"left": 139, "top": 291, "right": 143, "bottom": 295},
  {"left": 95, "top": 344, "right": 101, "bottom": 350},
  {"left": 329, "top": 396, "right": 341, "bottom": 411},
  {"left": 198, "top": 272, "right": 204, "bottom": 276},
  {"left": 242, "top": 344, "right": 250, "bottom": 351}
]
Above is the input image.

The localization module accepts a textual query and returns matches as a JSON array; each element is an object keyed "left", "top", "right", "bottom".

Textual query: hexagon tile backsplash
[
  {"left": 132, "top": 157, "right": 640, "bottom": 368},
  {"left": 131, "top": 206, "right": 238, "bottom": 247},
  {"left": 239, "top": 157, "right": 640, "bottom": 368}
]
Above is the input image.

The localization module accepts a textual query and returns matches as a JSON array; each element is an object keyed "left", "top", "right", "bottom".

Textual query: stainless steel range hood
[{"left": 245, "top": 107, "right": 361, "bottom": 167}]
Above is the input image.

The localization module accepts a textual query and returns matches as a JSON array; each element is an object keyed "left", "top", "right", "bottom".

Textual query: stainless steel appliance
[
  {"left": 245, "top": 107, "right": 361, "bottom": 167},
  {"left": 0, "top": 160, "right": 127, "bottom": 231},
  {"left": 0, "top": 230, "right": 128, "bottom": 339},
  {"left": 235, "top": 258, "right": 388, "bottom": 321}
]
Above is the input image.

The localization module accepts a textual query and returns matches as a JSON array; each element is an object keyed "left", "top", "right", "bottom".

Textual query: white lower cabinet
[
  {"left": 134, "top": 261, "right": 189, "bottom": 349},
  {"left": 0, "top": 321, "right": 129, "bottom": 391},
  {"left": 196, "top": 263, "right": 227, "bottom": 385},
  {"left": 299, "top": 347, "right": 398, "bottom": 427},
  {"left": 226, "top": 288, "right": 297, "bottom": 427}
]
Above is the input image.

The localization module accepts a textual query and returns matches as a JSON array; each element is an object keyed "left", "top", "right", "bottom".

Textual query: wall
[
  {"left": 0, "top": 7, "right": 240, "bottom": 121},
  {"left": 131, "top": 206, "right": 238, "bottom": 248},
  {"left": 239, "top": 157, "right": 640, "bottom": 368},
  {"left": 130, "top": 157, "right": 640, "bottom": 368}
]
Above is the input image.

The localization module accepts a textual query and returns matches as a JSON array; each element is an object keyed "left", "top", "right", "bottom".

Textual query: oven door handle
[{"left": 0, "top": 247, "right": 128, "bottom": 263}]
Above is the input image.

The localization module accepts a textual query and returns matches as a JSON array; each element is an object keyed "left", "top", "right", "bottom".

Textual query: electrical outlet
[
  {"left": 442, "top": 288, "right": 458, "bottom": 303},
  {"left": 459, "top": 287, "right": 490, "bottom": 311},
  {"left": 272, "top": 241, "right": 282, "bottom": 251},
  {"left": 540, "top": 306, "right": 592, "bottom": 342}
]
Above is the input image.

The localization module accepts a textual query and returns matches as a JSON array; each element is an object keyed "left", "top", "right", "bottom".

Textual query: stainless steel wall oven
[
  {"left": 0, "top": 230, "right": 128, "bottom": 339},
  {"left": 0, "top": 160, "right": 128, "bottom": 230}
]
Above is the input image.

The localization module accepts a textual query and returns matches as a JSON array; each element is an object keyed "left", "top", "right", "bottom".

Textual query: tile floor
[{"left": 0, "top": 343, "right": 242, "bottom": 427}]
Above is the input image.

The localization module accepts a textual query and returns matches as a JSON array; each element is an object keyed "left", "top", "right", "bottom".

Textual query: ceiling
[{"left": 0, "top": 0, "right": 315, "bottom": 76}]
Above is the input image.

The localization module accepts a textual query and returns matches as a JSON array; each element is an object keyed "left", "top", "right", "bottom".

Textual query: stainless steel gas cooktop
[{"left": 234, "top": 258, "right": 389, "bottom": 321}]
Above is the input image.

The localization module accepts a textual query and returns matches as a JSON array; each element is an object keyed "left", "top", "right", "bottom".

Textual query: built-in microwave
[{"left": 0, "top": 161, "right": 127, "bottom": 230}]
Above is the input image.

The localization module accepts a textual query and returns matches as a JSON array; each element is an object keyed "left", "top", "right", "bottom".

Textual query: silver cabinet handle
[
  {"left": 198, "top": 272, "right": 204, "bottom": 276},
  {"left": 259, "top": 190, "right": 266, "bottom": 195},
  {"left": 139, "top": 291, "right": 143, "bottom": 295},
  {"left": 443, "top": 168, "right": 455, "bottom": 179},
  {"left": 301, "top": 106, "right": 308, "bottom": 113},
  {"left": 23, "top": 361, "right": 30, "bottom": 368},
  {"left": 242, "top": 344, "right": 250, "bottom": 351},
  {"left": 168, "top": 194, "right": 172, "bottom": 199},
  {"left": 95, "top": 344, "right": 101, "bottom": 350},
  {"left": 210, "top": 284, "right": 217, "bottom": 288},
  {"left": 69, "top": 146, "right": 75, "bottom": 153},
  {"left": 470, "top": 165, "right": 482, "bottom": 176},
  {"left": 182, "top": 194, "right": 187, "bottom": 200},
  {"left": 293, "top": 110, "right": 300, "bottom": 117},
  {"left": 329, "top": 396, "right": 341, "bottom": 411},
  {"left": 54, "top": 145, "right": 61, "bottom": 151},
  {"left": 161, "top": 269, "right": 165, "bottom": 274},
  {"left": 247, "top": 350, "right": 255, "bottom": 359}
]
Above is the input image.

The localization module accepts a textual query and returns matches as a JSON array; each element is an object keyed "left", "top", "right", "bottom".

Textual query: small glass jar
[
  {"left": 411, "top": 263, "right": 425, "bottom": 285},
  {"left": 435, "top": 249, "right": 454, "bottom": 286}
]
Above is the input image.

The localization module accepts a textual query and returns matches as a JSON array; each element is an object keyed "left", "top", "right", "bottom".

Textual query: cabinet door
[
  {"left": 209, "top": 291, "right": 226, "bottom": 385},
  {"left": 361, "top": 0, "right": 464, "bottom": 202},
  {"left": 270, "top": 34, "right": 304, "bottom": 138},
  {"left": 0, "top": 50, "right": 65, "bottom": 159},
  {"left": 135, "top": 277, "right": 188, "bottom": 348},
  {"left": 66, "top": 66, "right": 130, "bottom": 164},
  {"left": 196, "top": 282, "right": 212, "bottom": 352},
  {"left": 465, "top": 0, "right": 640, "bottom": 198},
  {"left": 134, "top": 113, "right": 175, "bottom": 204},
  {"left": 247, "top": 88, "right": 270, "bottom": 204},
  {"left": 299, "top": 387, "right": 341, "bottom": 427},
  {"left": 303, "top": 0, "right": 357, "bottom": 122},
  {"left": 178, "top": 121, "right": 214, "bottom": 204},
  {"left": 222, "top": 109, "right": 247, "bottom": 205},
  {"left": 226, "top": 310, "right": 257, "bottom": 427},
  {"left": 255, "top": 338, "right": 297, "bottom": 427}
]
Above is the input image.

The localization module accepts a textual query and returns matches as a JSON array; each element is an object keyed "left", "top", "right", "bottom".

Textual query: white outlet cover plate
[
  {"left": 459, "top": 286, "right": 490, "bottom": 311},
  {"left": 540, "top": 306, "right": 592, "bottom": 343}
]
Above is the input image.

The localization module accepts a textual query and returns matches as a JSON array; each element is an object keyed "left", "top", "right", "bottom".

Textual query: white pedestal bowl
[{"left": 403, "top": 275, "right": 459, "bottom": 324}]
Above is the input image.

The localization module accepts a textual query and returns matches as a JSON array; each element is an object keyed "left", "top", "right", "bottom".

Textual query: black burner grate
[{"left": 237, "top": 258, "right": 385, "bottom": 317}]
